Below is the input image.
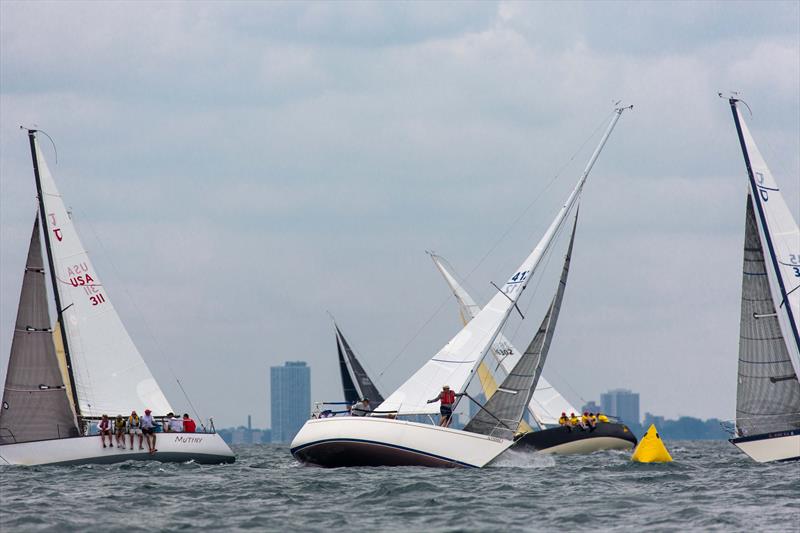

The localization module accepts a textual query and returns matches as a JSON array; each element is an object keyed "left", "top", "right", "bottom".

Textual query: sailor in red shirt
[
  {"left": 182, "top": 414, "right": 197, "bottom": 433},
  {"left": 427, "top": 385, "right": 462, "bottom": 427}
]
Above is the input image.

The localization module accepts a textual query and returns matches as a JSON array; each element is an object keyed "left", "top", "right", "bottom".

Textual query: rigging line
[
  {"left": 512, "top": 202, "right": 574, "bottom": 342},
  {"left": 73, "top": 210, "right": 207, "bottom": 427},
  {"left": 454, "top": 109, "right": 615, "bottom": 286},
  {"left": 376, "top": 110, "right": 615, "bottom": 378}
]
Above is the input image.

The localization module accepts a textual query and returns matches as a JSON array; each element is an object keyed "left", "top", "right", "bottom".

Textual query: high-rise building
[
  {"left": 270, "top": 361, "right": 311, "bottom": 443},
  {"left": 600, "top": 389, "right": 640, "bottom": 425}
]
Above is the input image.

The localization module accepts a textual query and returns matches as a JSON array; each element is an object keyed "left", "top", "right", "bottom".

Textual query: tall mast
[
  {"left": 26, "top": 129, "right": 83, "bottom": 423},
  {"left": 728, "top": 99, "right": 800, "bottom": 352}
]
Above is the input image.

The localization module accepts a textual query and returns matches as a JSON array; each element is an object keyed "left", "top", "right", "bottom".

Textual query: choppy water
[{"left": 1, "top": 440, "right": 798, "bottom": 531}]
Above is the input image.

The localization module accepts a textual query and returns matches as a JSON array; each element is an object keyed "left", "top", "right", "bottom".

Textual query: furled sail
[
  {"left": 430, "top": 252, "right": 579, "bottom": 427},
  {"left": 377, "top": 107, "right": 628, "bottom": 416},
  {"left": 335, "top": 324, "right": 385, "bottom": 404},
  {"left": 31, "top": 134, "right": 172, "bottom": 417},
  {"left": 0, "top": 218, "right": 79, "bottom": 443},
  {"left": 730, "top": 99, "right": 800, "bottom": 436},
  {"left": 464, "top": 211, "right": 578, "bottom": 439},
  {"left": 735, "top": 199, "right": 800, "bottom": 436}
]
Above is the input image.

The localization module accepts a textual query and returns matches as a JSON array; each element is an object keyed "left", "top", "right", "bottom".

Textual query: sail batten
[{"left": 0, "top": 218, "right": 79, "bottom": 444}]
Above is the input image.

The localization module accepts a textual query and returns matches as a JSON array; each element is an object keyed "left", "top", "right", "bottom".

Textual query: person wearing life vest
[
  {"left": 597, "top": 412, "right": 610, "bottom": 423},
  {"left": 98, "top": 414, "right": 112, "bottom": 448},
  {"left": 114, "top": 415, "right": 127, "bottom": 449},
  {"left": 128, "top": 410, "right": 144, "bottom": 450},
  {"left": 580, "top": 411, "right": 594, "bottom": 430},
  {"left": 427, "top": 385, "right": 462, "bottom": 427},
  {"left": 558, "top": 412, "right": 569, "bottom": 426},
  {"left": 568, "top": 412, "right": 579, "bottom": 428}
]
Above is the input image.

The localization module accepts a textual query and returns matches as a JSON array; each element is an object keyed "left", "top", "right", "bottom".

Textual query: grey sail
[
  {"left": 464, "top": 211, "right": 579, "bottom": 440},
  {"left": 735, "top": 198, "right": 800, "bottom": 437},
  {"left": 0, "top": 217, "right": 79, "bottom": 444},
  {"left": 337, "top": 331, "right": 360, "bottom": 404},
  {"left": 335, "top": 325, "right": 384, "bottom": 405}
]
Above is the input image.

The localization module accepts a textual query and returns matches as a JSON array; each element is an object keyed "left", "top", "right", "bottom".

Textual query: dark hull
[
  {"left": 291, "top": 439, "right": 468, "bottom": 468},
  {"left": 514, "top": 423, "right": 637, "bottom": 454}
]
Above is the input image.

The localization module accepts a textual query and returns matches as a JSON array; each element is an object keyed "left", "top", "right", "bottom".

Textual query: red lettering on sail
[
  {"left": 53, "top": 228, "right": 63, "bottom": 242},
  {"left": 89, "top": 293, "right": 106, "bottom": 306}
]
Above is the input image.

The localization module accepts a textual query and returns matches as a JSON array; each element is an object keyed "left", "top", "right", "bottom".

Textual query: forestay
[
  {"left": 430, "top": 253, "right": 578, "bottom": 427},
  {"left": 0, "top": 218, "right": 79, "bottom": 443},
  {"left": 464, "top": 212, "right": 578, "bottom": 439},
  {"left": 33, "top": 136, "right": 172, "bottom": 417},
  {"left": 377, "top": 106, "right": 630, "bottom": 416}
]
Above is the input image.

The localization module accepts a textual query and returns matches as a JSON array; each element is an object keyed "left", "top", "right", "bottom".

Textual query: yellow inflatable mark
[{"left": 631, "top": 424, "right": 673, "bottom": 463}]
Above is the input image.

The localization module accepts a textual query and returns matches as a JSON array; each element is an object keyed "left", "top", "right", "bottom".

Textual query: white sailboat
[
  {"left": 0, "top": 129, "right": 234, "bottom": 466},
  {"left": 291, "top": 105, "right": 630, "bottom": 468},
  {"left": 725, "top": 98, "right": 800, "bottom": 463},
  {"left": 430, "top": 252, "right": 637, "bottom": 454}
]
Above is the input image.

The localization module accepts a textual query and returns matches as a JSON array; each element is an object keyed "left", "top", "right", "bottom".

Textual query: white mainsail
[
  {"left": 377, "top": 106, "right": 630, "bottom": 416},
  {"left": 430, "top": 252, "right": 579, "bottom": 426},
  {"left": 33, "top": 136, "right": 172, "bottom": 417},
  {"left": 732, "top": 103, "right": 800, "bottom": 379}
]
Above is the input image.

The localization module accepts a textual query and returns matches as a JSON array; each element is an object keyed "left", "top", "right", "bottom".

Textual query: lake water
[{"left": 1, "top": 440, "right": 797, "bottom": 531}]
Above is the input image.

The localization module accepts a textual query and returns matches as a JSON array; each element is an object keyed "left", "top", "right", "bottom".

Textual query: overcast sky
[{"left": 1, "top": 1, "right": 798, "bottom": 428}]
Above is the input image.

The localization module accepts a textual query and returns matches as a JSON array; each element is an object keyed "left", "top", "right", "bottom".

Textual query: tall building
[
  {"left": 270, "top": 361, "right": 311, "bottom": 443},
  {"left": 600, "top": 389, "right": 640, "bottom": 425}
]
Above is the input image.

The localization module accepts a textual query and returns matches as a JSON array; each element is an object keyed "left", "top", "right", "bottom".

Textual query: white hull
[
  {"left": 535, "top": 436, "right": 635, "bottom": 455},
  {"left": 0, "top": 432, "right": 234, "bottom": 466},
  {"left": 731, "top": 430, "right": 800, "bottom": 463},
  {"left": 291, "top": 417, "right": 513, "bottom": 468}
]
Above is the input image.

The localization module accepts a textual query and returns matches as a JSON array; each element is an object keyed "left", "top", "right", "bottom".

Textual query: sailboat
[
  {"left": 430, "top": 251, "right": 637, "bottom": 453},
  {"left": 725, "top": 98, "right": 800, "bottom": 463},
  {"left": 0, "top": 129, "right": 234, "bottom": 466},
  {"left": 291, "top": 105, "right": 630, "bottom": 468}
]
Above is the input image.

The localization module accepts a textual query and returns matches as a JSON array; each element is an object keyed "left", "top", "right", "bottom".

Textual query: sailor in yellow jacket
[{"left": 631, "top": 424, "right": 673, "bottom": 463}]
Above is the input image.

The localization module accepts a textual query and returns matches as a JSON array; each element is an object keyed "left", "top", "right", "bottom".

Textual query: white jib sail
[
  {"left": 34, "top": 136, "right": 173, "bottom": 417},
  {"left": 377, "top": 106, "right": 630, "bottom": 416},
  {"left": 735, "top": 105, "right": 800, "bottom": 378},
  {"left": 430, "top": 253, "right": 579, "bottom": 426}
]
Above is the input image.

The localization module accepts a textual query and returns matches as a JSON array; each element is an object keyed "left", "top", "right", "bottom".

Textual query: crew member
[
  {"left": 427, "top": 385, "right": 461, "bottom": 427},
  {"left": 597, "top": 412, "right": 610, "bottom": 423},
  {"left": 352, "top": 398, "right": 371, "bottom": 416},
  {"left": 568, "top": 412, "right": 579, "bottom": 428},
  {"left": 558, "top": 412, "right": 569, "bottom": 426}
]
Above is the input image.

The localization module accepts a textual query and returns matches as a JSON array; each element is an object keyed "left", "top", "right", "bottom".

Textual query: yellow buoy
[{"left": 631, "top": 424, "right": 673, "bottom": 463}]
